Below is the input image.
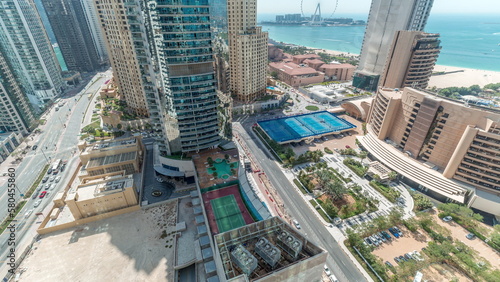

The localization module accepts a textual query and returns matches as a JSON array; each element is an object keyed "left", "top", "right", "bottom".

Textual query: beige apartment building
[
  {"left": 64, "top": 173, "right": 138, "bottom": 220},
  {"left": 360, "top": 87, "right": 500, "bottom": 218},
  {"left": 94, "top": 0, "right": 148, "bottom": 116},
  {"left": 227, "top": 0, "right": 268, "bottom": 102},
  {"left": 78, "top": 136, "right": 144, "bottom": 178},
  {"left": 380, "top": 31, "right": 441, "bottom": 89}
]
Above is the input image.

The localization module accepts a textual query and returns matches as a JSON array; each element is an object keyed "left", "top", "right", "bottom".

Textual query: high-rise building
[
  {"left": 380, "top": 31, "right": 441, "bottom": 89},
  {"left": 227, "top": 0, "right": 268, "bottom": 102},
  {"left": 0, "top": 52, "right": 36, "bottom": 133},
  {"left": 353, "top": 0, "right": 434, "bottom": 91},
  {"left": 0, "top": 0, "right": 64, "bottom": 106},
  {"left": 79, "top": 0, "right": 108, "bottom": 65},
  {"left": 95, "top": 0, "right": 221, "bottom": 154},
  {"left": 42, "top": 0, "right": 100, "bottom": 72},
  {"left": 360, "top": 87, "right": 500, "bottom": 219}
]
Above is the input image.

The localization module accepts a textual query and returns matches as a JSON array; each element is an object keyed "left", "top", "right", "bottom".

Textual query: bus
[{"left": 51, "top": 159, "right": 61, "bottom": 172}]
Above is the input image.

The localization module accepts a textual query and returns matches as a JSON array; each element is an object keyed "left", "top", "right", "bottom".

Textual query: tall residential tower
[
  {"left": 0, "top": 0, "right": 64, "bottom": 106},
  {"left": 380, "top": 31, "right": 441, "bottom": 89},
  {"left": 95, "top": 0, "right": 221, "bottom": 154},
  {"left": 227, "top": 0, "right": 268, "bottom": 102},
  {"left": 42, "top": 0, "right": 100, "bottom": 72},
  {"left": 353, "top": 0, "right": 434, "bottom": 91}
]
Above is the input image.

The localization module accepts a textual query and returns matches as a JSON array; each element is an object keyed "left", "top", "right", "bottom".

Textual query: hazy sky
[{"left": 257, "top": 0, "right": 500, "bottom": 15}]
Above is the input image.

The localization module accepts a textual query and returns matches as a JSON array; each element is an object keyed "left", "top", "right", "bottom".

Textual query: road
[
  {"left": 0, "top": 70, "right": 112, "bottom": 277},
  {"left": 234, "top": 123, "right": 367, "bottom": 282}
]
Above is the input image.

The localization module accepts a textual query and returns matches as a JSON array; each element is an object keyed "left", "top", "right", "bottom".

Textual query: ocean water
[{"left": 259, "top": 13, "right": 500, "bottom": 71}]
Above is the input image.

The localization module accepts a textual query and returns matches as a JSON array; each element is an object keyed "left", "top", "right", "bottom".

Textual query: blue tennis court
[{"left": 257, "top": 111, "right": 356, "bottom": 143}]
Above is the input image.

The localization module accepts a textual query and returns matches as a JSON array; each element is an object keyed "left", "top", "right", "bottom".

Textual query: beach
[
  {"left": 428, "top": 65, "right": 500, "bottom": 89},
  {"left": 304, "top": 46, "right": 500, "bottom": 89}
]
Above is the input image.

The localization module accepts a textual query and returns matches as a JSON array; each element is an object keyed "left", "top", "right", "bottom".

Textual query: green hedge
[
  {"left": 293, "top": 179, "right": 309, "bottom": 194},
  {"left": 369, "top": 181, "right": 400, "bottom": 203}
]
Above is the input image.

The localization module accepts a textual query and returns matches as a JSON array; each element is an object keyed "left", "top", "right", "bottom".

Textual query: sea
[{"left": 259, "top": 13, "right": 500, "bottom": 72}]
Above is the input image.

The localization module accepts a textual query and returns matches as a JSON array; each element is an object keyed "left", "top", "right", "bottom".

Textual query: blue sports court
[{"left": 257, "top": 111, "right": 356, "bottom": 143}]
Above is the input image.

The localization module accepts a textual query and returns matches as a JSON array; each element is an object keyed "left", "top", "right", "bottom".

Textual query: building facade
[
  {"left": 353, "top": 0, "right": 434, "bottom": 91},
  {"left": 360, "top": 87, "right": 500, "bottom": 218},
  {"left": 0, "top": 132, "right": 23, "bottom": 163},
  {"left": 0, "top": 52, "right": 36, "bottom": 133},
  {"left": 380, "top": 31, "right": 441, "bottom": 89},
  {"left": 42, "top": 0, "right": 100, "bottom": 72},
  {"left": 79, "top": 0, "right": 109, "bottom": 65},
  {"left": 0, "top": 0, "right": 64, "bottom": 106},
  {"left": 268, "top": 61, "right": 324, "bottom": 87},
  {"left": 227, "top": 0, "right": 268, "bottom": 102},
  {"left": 95, "top": 0, "right": 221, "bottom": 154}
]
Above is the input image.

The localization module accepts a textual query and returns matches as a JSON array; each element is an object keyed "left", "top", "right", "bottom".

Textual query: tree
[
  {"left": 325, "top": 180, "right": 346, "bottom": 201},
  {"left": 116, "top": 123, "right": 122, "bottom": 130},
  {"left": 358, "top": 151, "right": 368, "bottom": 161},
  {"left": 387, "top": 171, "right": 398, "bottom": 181},
  {"left": 270, "top": 71, "right": 278, "bottom": 79}
]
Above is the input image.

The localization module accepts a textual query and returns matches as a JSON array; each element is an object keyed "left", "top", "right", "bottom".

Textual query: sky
[{"left": 257, "top": 0, "right": 500, "bottom": 16}]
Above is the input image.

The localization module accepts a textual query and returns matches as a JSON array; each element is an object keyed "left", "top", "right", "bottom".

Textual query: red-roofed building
[
  {"left": 269, "top": 61, "right": 324, "bottom": 87},
  {"left": 303, "top": 58, "right": 326, "bottom": 70},
  {"left": 319, "top": 63, "right": 356, "bottom": 81},
  {"left": 292, "top": 53, "right": 321, "bottom": 64}
]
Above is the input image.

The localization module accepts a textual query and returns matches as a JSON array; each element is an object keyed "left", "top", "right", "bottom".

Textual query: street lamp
[{"left": 40, "top": 148, "right": 51, "bottom": 164}]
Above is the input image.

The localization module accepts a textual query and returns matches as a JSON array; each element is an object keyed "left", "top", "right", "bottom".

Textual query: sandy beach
[
  {"left": 299, "top": 45, "right": 500, "bottom": 89},
  {"left": 428, "top": 65, "right": 500, "bottom": 89}
]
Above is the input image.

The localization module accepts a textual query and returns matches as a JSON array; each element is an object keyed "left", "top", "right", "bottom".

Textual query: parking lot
[
  {"left": 371, "top": 226, "right": 430, "bottom": 265},
  {"left": 432, "top": 213, "right": 500, "bottom": 269}
]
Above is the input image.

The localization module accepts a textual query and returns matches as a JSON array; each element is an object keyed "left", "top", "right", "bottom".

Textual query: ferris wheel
[{"left": 300, "top": 0, "right": 339, "bottom": 25}]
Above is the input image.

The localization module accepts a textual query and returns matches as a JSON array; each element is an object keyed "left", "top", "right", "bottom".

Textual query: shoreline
[{"left": 275, "top": 41, "right": 500, "bottom": 88}]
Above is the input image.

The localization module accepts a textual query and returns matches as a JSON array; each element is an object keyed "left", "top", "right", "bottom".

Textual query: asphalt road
[
  {"left": 0, "top": 71, "right": 112, "bottom": 276},
  {"left": 234, "top": 123, "right": 367, "bottom": 282}
]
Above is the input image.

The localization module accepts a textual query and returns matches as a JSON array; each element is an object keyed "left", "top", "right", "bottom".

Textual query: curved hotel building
[{"left": 359, "top": 87, "right": 500, "bottom": 219}]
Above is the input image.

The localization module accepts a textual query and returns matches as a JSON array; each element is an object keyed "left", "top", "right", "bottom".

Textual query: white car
[
  {"left": 442, "top": 216, "right": 453, "bottom": 222},
  {"left": 24, "top": 209, "right": 33, "bottom": 218},
  {"left": 33, "top": 199, "right": 42, "bottom": 207},
  {"left": 292, "top": 220, "right": 301, "bottom": 229},
  {"left": 324, "top": 265, "right": 331, "bottom": 276},
  {"left": 49, "top": 176, "right": 55, "bottom": 182},
  {"left": 55, "top": 176, "right": 61, "bottom": 183}
]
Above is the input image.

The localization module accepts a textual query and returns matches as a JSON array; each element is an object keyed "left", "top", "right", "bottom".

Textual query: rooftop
[
  {"left": 320, "top": 63, "right": 356, "bottom": 69},
  {"left": 76, "top": 176, "right": 134, "bottom": 201},
  {"left": 269, "top": 61, "right": 319, "bottom": 76},
  {"left": 292, "top": 54, "right": 321, "bottom": 59},
  {"left": 83, "top": 137, "right": 138, "bottom": 154},
  {"left": 87, "top": 151, "right": 137, "bottom": 168}
]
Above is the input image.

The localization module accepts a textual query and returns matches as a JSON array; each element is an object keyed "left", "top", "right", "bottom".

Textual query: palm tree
[{"left": 388, "top": 171, "right": 398, "bottom": 181}]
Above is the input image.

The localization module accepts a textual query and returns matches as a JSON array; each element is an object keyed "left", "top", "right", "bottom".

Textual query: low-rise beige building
[
  {"left": 319, "top": 63, "right": 356, "bottom": 81},
  {"left": 292, "top": 54, "right": 321, "bottom": 64},
  {"left": 359, "top": 87, "right": 500, "bottom": 219},
  {"left": 268, "top": 61, "right": 324, "bottom": 87},
  {"left": 78, "top": 136, "right": 144, "bottom": 178},
  {"left": 66, "top": 173, "right": 138, "bottom": 220}
]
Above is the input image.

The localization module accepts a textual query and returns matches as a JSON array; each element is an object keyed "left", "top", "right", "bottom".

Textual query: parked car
[
  {"left": 393, "top": 226, "right": 403, "bottom": 237},
  {"left": 399, "top": 255, "right": 407, "bottom": 262},
  {"left": 55, "top": 176, "right": 61, "bottom": 183},
  {"left": 49, "top": 176, "right": 55, "bottom": 182},
  {"left": 442, "top": 216, "right": 453, "bottom": 222},
  {"left": 324, "top": 265, "right": 331, "bottom": 276},
  {"left": 44, "top": 184, "right": 50, "bottom": 190},
  {"left": 404, "top": 253, "right": 413, "bottom": 260},
  {"left": 381, "top": 231, "right": 392, "bottom": 240},
  {"left": 394, "top": 257, "right": 401, "bottom": 263},
  {"left": 42, "top": 176, "right": 49, "bottom": 183},
  {"left": 412, "top": 250, "right": 424, "bottom": 261},
  {"left": 39, "top": 191, "right": 47, "bottom": 198},
  {"left": 47, "top": 168, "right": 52, "bottom": 174},
  {"left": 364, "top": 237, "right": 373, "bottom": 246},
  {"left": 466, "top": 233, "right": 475, "bottom": 240},
  {"left": 389, "top": 228, "right": 400, "bottom": 238},
  {"left": 292, "top": 220, "right": 301, "bottom": 229},
  {"left": 385, "top": 261, "right": 394, "bottom": 268},
  {"left": 33, "top": 199, "right": 42, "bottom": 207},
  {"left": 31, "top": 192, "right": 39, "bottom": 200},
  {"left": 52, "top": 169, "right": 59, "bottom": 175},
  {"left": 32, "top": 145, "right": 38, "bottom": 150},
  {"left": 377, "top": 233, "right": 387, "bottom": 242},
  {"left": 24, "top": 209, "right": 33, "bottom": 218}
]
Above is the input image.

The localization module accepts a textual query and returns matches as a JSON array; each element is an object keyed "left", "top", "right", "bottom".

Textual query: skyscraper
[
  {"left": 227, "top": 0, "right": 268, "bottom": 102},
  {"left": 95, "top": 0, "right": 221, "bottom": 154},
  {"left": 79, "top": 0, "right": 108, "bottom": 65},
  {"left": 353, "top": 0, "right": 434, "bottom": 91},
  {"left": 380, "top": 31, "right": 441, "bottom": 89},
  {"left": 0, "top": 0, "right": 64, "bottom": 106},
  {"left": 0, "top": 52, "right": 36, "bottom": 133},
  {"left": 42, "top": 0, "right": 100, "bottom": 72}
]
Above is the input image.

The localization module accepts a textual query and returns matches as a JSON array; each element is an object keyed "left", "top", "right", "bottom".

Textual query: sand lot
[
  {"left": 18, "top": 202, "right": 177, "bottom": 282},
  {"left": 432, "top": 213, "right": 500, "bottom": 269},
  {"left": 372, "top": 226, "right": 431, "bottom": 264},
  {"left": 420, "top": 263, "right": 472, "bottom": 282}
]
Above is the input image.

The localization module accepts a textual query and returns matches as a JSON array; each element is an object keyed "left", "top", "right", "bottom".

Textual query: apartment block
[
  {"left": 42, "top": 0, "right": 100, "bottom": 72},
  {"left": 79, "top": 0, "right": 109, "bottom": 65},
  {"left": 0, "top": 52, "right": 36, "bottom": 133},
  {"left": 268, "top": 61, "right": 324, "bottom": 87},
  {"left": 0, "top": 132, "right": 22, "bottom": 163},
  {"left": 95, "top": 0, "right": 221, "bottom": 154},
  {"left": 360, "top": 87, "right": 500, "bottom": 218},
  {"left": 228, "top": 0, "right": 268, "bottom": 102},
  {"left": 380, "top": 31, "right": 441, "bottom": 89},
  {"left": 353, "top": 0, "right": 434, "bottom": 90},
  {"left": 0, "top": 0, "right": 64, "bottom": 105}
]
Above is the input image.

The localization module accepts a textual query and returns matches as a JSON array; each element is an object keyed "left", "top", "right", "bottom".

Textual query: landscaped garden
[
  {"left": 343, "top": 157, "right": 368, "bottom": 176},
  {"left": 369, "top": 180, "right": 401, "bottom": 203},
  {"left": 206, "top": 155, "right": 238, "bottom": 180}
]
